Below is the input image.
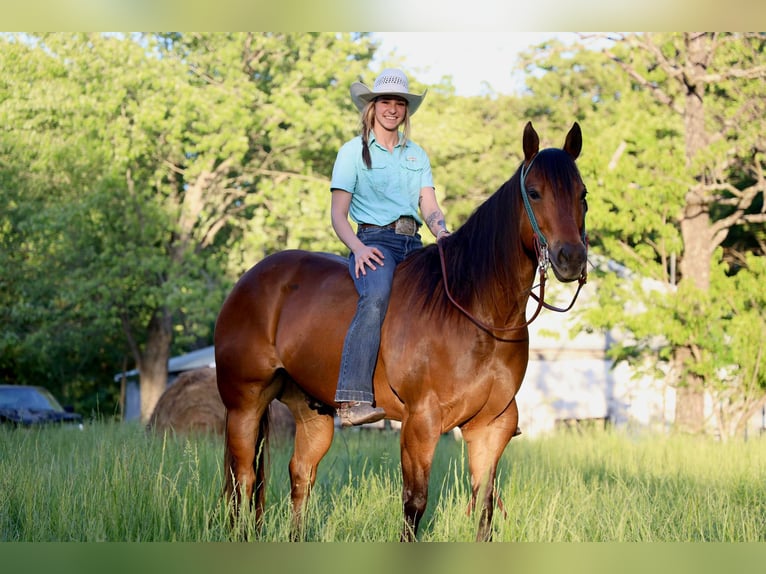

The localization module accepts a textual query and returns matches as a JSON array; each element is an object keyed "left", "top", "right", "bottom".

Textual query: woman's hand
[
  {"left": 352, "top": 244, "right": 385, "bottom": 278},
  {"left": 331, "top": 189, "right": 386, "bottom": 278}
]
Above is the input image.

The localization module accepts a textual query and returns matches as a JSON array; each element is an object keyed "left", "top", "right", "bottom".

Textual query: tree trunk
[
  {"left": 676, "top": 184, "right": 714, "bottom": 433},
  {"left": 139, "top": 307, "right": 173, "bottom": 423},
  {"left": 672, "top": 348, "right": 706, "bottom": 434},
  {"left": 673, "top": 32, "right": 714, "bottom": 433}
]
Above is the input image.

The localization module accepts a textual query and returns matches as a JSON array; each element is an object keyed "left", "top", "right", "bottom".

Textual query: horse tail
[{"left": 253, "top": 406, "right": 271, "bottom": 526}]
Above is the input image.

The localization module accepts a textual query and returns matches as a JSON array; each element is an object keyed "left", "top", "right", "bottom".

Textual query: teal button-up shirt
[{"left": 330, "top": 133, "right": 434, "bottom": 226}]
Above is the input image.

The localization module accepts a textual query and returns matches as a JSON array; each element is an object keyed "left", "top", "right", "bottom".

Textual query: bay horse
[{"left": 214, "top": 121, "right": 588, "bottom": 541}]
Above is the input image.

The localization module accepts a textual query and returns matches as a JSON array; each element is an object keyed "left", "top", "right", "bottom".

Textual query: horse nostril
[{"left": 555, "top": 244, "right": 586, "bottom": 270}]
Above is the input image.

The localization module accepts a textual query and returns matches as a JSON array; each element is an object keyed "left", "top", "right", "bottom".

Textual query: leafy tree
[
  {"left": 5, "top": 30, "right": 762, "bottom": 436},
  {"left": 0, "top": 32, "right": 375, "bottom": 420},
  {"left": 602, "top": 32, "right": 766, "bottom": 435},
  {"left": 0, "top": 35, "right": 125, "bottom": 412},
  {"left": 518, "top": 33, "right": 766, "bottom": 437}
]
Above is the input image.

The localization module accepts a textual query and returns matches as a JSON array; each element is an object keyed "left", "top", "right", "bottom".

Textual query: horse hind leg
[
  {"left": 221, "top": 381, "right": 281, "bottom": 538},
  {"left": 279, "top": 381, "right": 336, "bottom": 541},
  {"left": 223, "top": 407, "right": 268, "bottom": 537}
]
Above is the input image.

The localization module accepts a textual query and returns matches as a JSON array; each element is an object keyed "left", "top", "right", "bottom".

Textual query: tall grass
[{"left": 1, "top": 422, "right": 764, "bottom": 541}]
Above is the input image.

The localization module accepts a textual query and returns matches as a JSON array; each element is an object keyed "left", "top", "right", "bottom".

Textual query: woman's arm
[{"left": 418, "top": 186, "right": 450, "bottom": 239}]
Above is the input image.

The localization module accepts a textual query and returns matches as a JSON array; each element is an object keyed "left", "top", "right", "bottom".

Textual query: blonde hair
[{"left": 360, "top": 98, "right": 411, "bottom": 169}]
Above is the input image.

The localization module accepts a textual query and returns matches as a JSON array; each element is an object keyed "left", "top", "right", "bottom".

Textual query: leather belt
[{"left": 358, "top": 216, "right": 419, "bottom": 236}]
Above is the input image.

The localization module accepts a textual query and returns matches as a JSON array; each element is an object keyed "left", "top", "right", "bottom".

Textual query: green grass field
[{"left": 1, "top": 421, "right": 764, "bottom": 542}]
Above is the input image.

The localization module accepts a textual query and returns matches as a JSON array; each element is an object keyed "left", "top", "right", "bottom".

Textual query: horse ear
[
  {"left": 564, "top": 122, "right": 582, "bottom": 159},
  {"left": 523, "top": 121, "right": 539, "bottom": 162}
]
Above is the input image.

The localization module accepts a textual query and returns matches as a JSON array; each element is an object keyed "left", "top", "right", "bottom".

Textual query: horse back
[{"left": 214, "top": 250, "right": 357, "bottom": 406}]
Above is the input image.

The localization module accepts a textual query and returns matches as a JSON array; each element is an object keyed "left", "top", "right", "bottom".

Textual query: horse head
[{"left": 520, "top": 122, "right": 588, "bottom": 283}]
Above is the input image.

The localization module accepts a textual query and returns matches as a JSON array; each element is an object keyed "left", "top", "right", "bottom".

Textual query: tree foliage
[
  {"left": 518, "top": 33, "right": 766, "bottom": 437},
  {"left": 0, "top": 32, "right": 375, "bottom": 419},
  {"left": 1, "top": 32, "right": 764, "bottom": 434}
]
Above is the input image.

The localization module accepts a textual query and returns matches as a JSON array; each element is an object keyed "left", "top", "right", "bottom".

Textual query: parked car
[{"left": 0, "top": 384, "right": 83, "bottom": 429}]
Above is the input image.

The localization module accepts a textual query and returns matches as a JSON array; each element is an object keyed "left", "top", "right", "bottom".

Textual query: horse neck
[{"left": 448, "top": 175, "right": 537, "bottom": 325}]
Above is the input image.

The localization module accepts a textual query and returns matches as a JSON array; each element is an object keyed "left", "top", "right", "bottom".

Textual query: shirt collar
[{"left": 369, "top": 131, "right": 405, "bottom": 150}]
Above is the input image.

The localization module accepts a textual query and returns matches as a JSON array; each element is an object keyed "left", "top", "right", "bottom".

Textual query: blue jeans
[{"left": 335, "top": 227, "right": 422, "bottom": 403}]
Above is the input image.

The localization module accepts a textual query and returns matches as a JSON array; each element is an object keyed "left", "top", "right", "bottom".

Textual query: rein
[
  {"left": 437, "top": 239, "right": 549, "bottom": 336},
  {"left": 437, "top": 156, "right": 588, "bottom": 338}
]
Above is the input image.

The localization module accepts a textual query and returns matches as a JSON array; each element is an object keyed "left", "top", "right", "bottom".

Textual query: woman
[{"left": 331, "top": 68, "right": 450, "bottom": 427}]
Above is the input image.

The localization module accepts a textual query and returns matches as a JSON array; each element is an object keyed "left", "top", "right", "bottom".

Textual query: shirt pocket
[
  {"left": 400, "top": 154, "right": 425, "bottom": 191},
  {"left": 362, "top": 164, "right": 390, "bottom": 194}
]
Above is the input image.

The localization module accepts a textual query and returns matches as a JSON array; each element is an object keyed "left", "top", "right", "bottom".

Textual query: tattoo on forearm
[{"left": 426, "top": 211, "right": 443, "bottom": 230}]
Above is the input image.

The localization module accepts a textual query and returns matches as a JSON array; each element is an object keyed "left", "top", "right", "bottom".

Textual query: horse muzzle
[{"left": 549, "top": 241, "right": 587, "bottom": 283}]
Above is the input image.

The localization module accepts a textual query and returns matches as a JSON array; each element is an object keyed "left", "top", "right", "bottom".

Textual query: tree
[
  {"left": 603, "top": 33, "right": 766, "bottom": 434},
  {"left": 0, "top": 34, "right": 127, "bottom": 412},
  {"left": 518, "top": 33, "right": 766, "bottom": 437},
  {"left": 0, "top": 32, "right": 376, "bottom": 420}
]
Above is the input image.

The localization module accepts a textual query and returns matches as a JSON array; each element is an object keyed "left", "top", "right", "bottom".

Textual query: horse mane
[
  {"left": 396, "top": 147, "right": 582, "bottom": 322},
  {"left": 396, "top": 162, "right": 530, "bottom": 321}
]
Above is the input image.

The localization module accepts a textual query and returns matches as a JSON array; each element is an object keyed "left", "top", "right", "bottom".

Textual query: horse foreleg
[
  {"left": 284, "top": 399, "right": 335, "bottom": 541},
  {"left": 399, "top": 410, "right": 442, "bottom": 541},
  {"left": 461, "top": 410, "right": 518, "bottom": 541}
]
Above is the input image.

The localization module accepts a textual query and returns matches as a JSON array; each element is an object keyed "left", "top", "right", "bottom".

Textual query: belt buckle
[{"left": 394, "top": 217, "right": 416, "bottom": 236}]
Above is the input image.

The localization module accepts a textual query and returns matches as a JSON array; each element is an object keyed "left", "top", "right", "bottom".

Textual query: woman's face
[{"left": 373, "top": 96, "right": 408, "bottom": 131}]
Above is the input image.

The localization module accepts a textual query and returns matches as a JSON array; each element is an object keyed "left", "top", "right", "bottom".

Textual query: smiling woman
[{"left": 328, "top": 68, "right": 449, "bottom": 427}]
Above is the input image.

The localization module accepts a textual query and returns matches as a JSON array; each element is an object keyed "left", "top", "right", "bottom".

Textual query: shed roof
[{"left": 114, "top": 346, "right": 215, "bottom": 381}]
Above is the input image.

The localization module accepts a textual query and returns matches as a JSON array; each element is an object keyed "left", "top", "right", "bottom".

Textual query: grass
[{"left": 1, "top": 421, "right": 764, "bottom": 542}]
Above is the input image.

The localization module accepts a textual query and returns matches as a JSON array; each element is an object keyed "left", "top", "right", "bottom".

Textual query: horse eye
[
  {"left": 580, "top": 190, "right": 588, "bottom": 208},
  {"left": 527, "top": 188, "right": 541, "bottom": 200}
]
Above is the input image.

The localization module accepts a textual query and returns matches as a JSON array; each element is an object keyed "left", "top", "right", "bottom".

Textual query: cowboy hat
[{"left": 350, "top": 68, "right": 427, "bottom": 115}]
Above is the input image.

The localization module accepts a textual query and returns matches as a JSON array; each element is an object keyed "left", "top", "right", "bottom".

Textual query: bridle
[{"left": 437, "top": 154, "right": 588, "bottom": 339}]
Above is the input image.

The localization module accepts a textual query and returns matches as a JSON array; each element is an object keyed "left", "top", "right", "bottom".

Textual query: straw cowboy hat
[{"left": 350, "top": 68, "right": 427, "bottom": 115}]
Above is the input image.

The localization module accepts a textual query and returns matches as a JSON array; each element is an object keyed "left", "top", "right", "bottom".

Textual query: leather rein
[{"left": 437, "top": 157, "right": 587, "bottom": 338}]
